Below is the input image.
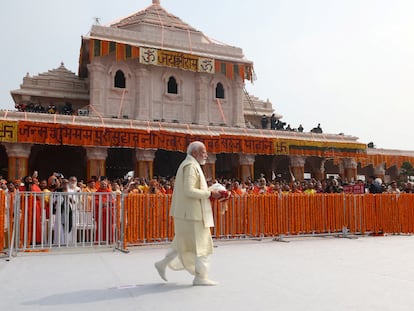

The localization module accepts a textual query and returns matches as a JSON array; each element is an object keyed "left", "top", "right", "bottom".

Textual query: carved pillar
[
  {"left": 135, "top": 67, "right": 150, "bottom": 120},
  {"left": 3, "top": 143, "right": 32, "bottom": 180},
  {"left": 135, "top": 149, "right": 156, "bottom": 180},
  {"left": 343, "top": 158, "right": 358, "bottom": 183},
  {"left": 202, "top": 153, "right": 216, "bottom": 181},
  {"left": 195, "top": 74, "right": 209, "bottom": 125},
  {"left": 290, "top": 155, "right": 306, "bottom": 182},
  {"left": 238, "top": 154, "right": 255, "bottom": 182},
  {"left": 374, "top": 163, "right": 386, "bottom": 181},
  {"left": 85, "top": 147, "right": 108, "bottom": 180}
]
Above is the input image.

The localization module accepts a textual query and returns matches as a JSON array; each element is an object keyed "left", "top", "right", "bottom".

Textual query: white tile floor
[{"left": 1, "top": 235, "right": 414, "bottom": 311}]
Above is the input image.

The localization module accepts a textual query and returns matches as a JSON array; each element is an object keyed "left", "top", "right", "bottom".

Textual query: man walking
[{"left": 154, "top": 141, "right": 221, "bottom": 285}]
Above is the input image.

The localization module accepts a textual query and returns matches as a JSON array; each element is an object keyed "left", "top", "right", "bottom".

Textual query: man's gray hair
[{"left": 187, "top": 141, "right": 205, "bottom": 155}]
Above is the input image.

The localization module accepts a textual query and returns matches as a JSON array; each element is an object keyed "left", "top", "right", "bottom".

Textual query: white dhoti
[{"left": 168, "top": 218, "right": 213, "bottom": 275}]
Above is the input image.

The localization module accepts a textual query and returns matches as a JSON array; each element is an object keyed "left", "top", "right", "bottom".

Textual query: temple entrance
[
  {"left": 106, "top": 148, "right": 135, "bottom": 180},
  {"left": 305, "top": 156, "right": 325, "bottom": 180},
  {"left": 30, "top": 145, "right": 86, "bottom": 181},
  {"left": 254, "top": 155, "right": 274, "bottom": 181},
  {"left": 216, "top": 153, "right": 238, "bottom": 179},
  {"left": 153, "top": 149, "right": 186, "bottom": 178},
  {"left": 272, "top": 156, "right": 291, "bottom": 182},
  {"left": 324, "top": 159, "right": 340, "bottom": 178}
]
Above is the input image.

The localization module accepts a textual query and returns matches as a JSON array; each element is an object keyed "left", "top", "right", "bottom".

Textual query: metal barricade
[
  {"left": 2, "top": 191, "right": 414, "bottom": 257},
  {"left": 3, "top": 191, "right": 122, "bottom": 257}
]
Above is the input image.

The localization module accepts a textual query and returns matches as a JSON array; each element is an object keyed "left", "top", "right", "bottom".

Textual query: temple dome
[{"left": 110, "top": 1, "right": 198, "bottom": 32}]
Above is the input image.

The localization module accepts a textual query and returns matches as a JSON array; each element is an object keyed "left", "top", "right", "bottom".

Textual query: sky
[{"left": 1, "top": 0, "right": 414, "bottom": 151}]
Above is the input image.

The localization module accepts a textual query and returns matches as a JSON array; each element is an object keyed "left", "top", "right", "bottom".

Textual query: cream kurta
[{"left": 168, "top": 155, "right": 214, "bottom": 274}]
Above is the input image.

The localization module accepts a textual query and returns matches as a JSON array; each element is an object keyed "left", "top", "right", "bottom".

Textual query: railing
[{"left": 2, "top": 192, "right": 414, "bottom": 258}]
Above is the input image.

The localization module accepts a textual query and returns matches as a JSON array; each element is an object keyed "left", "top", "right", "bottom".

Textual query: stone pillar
[
  {"left": 290, "top": 155, "right": 306, "bottom": 182},
  {"left": 231, "top": 79, "right": 245, "bottom": 127},
  {"left": 135, "top": 67, "right": 150, "bottom": 120},
  {"left": 343, "top": 158, "right": 358, "bottom": 183},
  {"left": 313, "top": 158, "right": 326, "bottom": 181},
  {"left": 374, "top": 163, "right": 386, "bottom": 181},
  {"left": 85, "top": 147, "right": 108, "bottom": 180},
  {"left": 195, "top": 74, "right": 209, "bottom": 125},
  {"left": 203, "top": 153, "right": 216, "bottom": 181},
  {"left": 3, "top": 143, "right": 32, "bottom": 180},
  {"left": 238, "top": 154, "right": 255, "bottom": 182},
  {"left": 87, "top": 62, "right": 107, "bottom": 117},
  {"left": 135, "top": 149, "right": 156, "bottom": 180}
]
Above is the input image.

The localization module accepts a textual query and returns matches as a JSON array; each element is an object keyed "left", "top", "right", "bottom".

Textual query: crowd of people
[
  {"left": 0, "top": 170, "right": 412, "bottom": 249},
  {"left": 260, "top": 113, "right": 316, "bottom": 134},
  {"left": 1, "top": 172, "right": 412, "bottom": 197},
  {"left": 15, "top": 102, "right": 75, "bottom": 115}
]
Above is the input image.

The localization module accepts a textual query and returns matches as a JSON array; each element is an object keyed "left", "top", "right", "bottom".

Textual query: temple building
[{"left": 1, "top": 0, "right": 414, "bottom": 184}]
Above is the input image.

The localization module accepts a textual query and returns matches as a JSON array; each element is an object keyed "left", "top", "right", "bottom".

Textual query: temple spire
[{"left": 153, "top": 0, "right": 160, "bottom": 5}]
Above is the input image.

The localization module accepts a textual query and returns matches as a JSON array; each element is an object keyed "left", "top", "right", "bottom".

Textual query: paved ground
[{"left": 1, "top": 235, "right": 414, "bottom": 311}]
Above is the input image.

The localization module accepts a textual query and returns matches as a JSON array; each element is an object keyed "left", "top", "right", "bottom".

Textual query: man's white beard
[{"left": 199, "top": 159, "right": 206, "bottom": 165}]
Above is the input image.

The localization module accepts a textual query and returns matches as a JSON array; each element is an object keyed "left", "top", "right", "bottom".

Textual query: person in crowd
[
  {"left": 315, "top": 181, "right": 324, "bottom": 193},
  {"left": 270, "top": 114, "right": 277, "bottom": 130},
  {"left": 84, "top": 179, "right": 97, "bottom": 193},
  {"left": 39, "top": 179, "right": 51, "bottom": 218},
  {"left": 137, "top": 178, "right": 149, "bottom": 193},
  {"left": 4, "top": 181, "right": 17, "bottom": 248},
  {"left": 95, "top": 179, "right": 113, "bottom": 243},
  {"left": 47, "top": 104, "right": 56, "bottom": 114},
  {"left": 0, "top": 179, "right": 7, "bottom": 192},
  {"left": 52, "top": 179, "right": 74, "bottom": 245},
  {"left": 68, "top": 176, "right": 81, "bottom": 193},
  {"left": 272, "top": 182, "right": 282, "bottom": 195},
  {"left": 310, "top": 123, "right": 323, "bottom": 133},
  {"left": 154, "top": 141, "right": 222, "bottom": 286},
  {"left": 324, "top": 178, "right": 340, "bottom": 193},
  {"left": 80, "top": 179, "right": 96, "bottom": 240},
  {"left": 163, "top": 181, "right": 173, "bottom": 194},
  {"left": 148, "top": 179, "right": 161, "bottom": 194},
  {"left": 387, "top": 181, "right": 400, "bottom": 194},
  {"left": 7, "top": 181, "right": 16, "bottom": 194},
  {"left": 403, "top": 182, "right": 414, "bottom": 193},
  {"left": 282, "top": 183, "right": 291, "bottom": 194},
  {"left": 261, "top": 114, "right": 268, "bottom": 129},
  {"left": 256, "top": 177, "right": 268, "bottom": 194},
  {"left": 290, "top": 182, "right": 302, "bottom": 193},
  {"left": 19, "top": 175, "right": 43, "bottom": 244},
  {"left": 231, "top": 180, "right": 244, "bottom": 196},
  {"left": 368, "top": 176, "right": 383, "bottom": 194},
  {"left": 62, "top": 102, "right": 74, "bottom": 115},
  {"left": 13, "top": 179, "right": 22, "bottom": 190},
  {"left": 125, "top": 181, "right": 141, "bottom": 194},
  {"left": 304, "top": 182, "right": 316, "bottom": 194}
]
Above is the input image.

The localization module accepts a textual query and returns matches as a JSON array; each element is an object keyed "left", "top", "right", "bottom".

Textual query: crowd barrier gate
[{"left": 2, "top": 192, "right": 414, "bottom": 258}]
